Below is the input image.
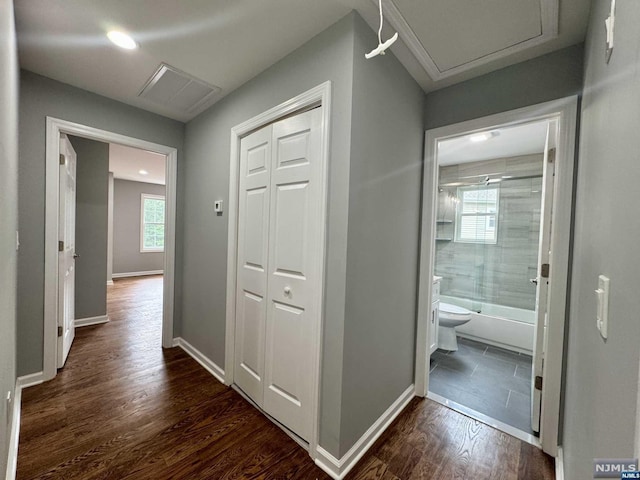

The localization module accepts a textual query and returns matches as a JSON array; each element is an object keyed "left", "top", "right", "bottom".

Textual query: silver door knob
[
  {"left": 529, "top": 278, "right": 538, "bottom": 285},
  {"left": 73, "top": 253, "right": 80, "bottom": 259},
  {"left": 284, "top": 286, "right": 291, "bottom": 295}
]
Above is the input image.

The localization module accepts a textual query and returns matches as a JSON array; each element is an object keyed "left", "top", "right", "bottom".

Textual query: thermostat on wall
[{"left": 214, "top": 200, "right": 223, "bottom": 214}]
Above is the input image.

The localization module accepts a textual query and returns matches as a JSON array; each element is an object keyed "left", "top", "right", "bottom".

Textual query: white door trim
[
  {"left": 44, "top": 117, "right": 178, "bottom": 381},
  {"left": 415, "top": 96, "right": 578, "bottom": 456},
  {"left": 225, "top": 81, "right": 331, "bottom": 460}
]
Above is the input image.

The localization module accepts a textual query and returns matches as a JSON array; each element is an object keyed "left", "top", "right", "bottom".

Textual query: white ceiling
[
  {"left": 438, "top": 120, "right": 550, "bottom": 166},
  {"left": 109, "top": 143, "right": 166, "bottom": 185},
  {"left": 14, "top": 0, "right": 591, "bottom": 122}
]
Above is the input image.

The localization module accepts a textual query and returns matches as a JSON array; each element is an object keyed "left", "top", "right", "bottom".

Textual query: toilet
[{"left": 437, "top": 302, "right": 472, "bottom": 351}]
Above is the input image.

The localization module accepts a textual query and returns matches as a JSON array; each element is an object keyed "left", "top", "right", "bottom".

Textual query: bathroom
[{"left": 428, "top": 120, "right": 550, "bottom": 438}]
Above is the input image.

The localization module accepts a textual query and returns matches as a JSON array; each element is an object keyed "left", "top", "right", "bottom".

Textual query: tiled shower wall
[{"left": 435, "top": 155, "right": 543, "bottom": 311}]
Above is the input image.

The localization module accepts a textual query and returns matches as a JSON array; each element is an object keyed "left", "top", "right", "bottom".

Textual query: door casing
[
  {"left": 225, "top": 82, "right": 332, "bottom": 459},
  {"left": 44, "top": 117, "right": 178, "bottom": 381},
  {"left": 414, "top": 97, "right": 578, "bottom": 457}
]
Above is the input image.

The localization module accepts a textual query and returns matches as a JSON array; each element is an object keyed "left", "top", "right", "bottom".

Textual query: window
[
  {"left": 455, "top": 185, "right": 499, "bottom": 244},
  {"left": 141, "top": 194, "right": 165, "bottom": 252}
]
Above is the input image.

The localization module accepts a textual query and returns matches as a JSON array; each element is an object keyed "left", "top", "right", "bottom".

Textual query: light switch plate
[{"left": 596, "top": 275, "right": 610, "bottom": 339}]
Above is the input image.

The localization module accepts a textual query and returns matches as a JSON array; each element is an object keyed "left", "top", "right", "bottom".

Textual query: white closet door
[
  {"left": 234, "top": 125, "right": 273, "bottom": 406},
  {"left": 263, "top": 108, "right": 322, "bottom": 441}
]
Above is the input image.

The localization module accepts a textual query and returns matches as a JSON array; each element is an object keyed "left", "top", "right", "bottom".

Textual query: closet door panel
[
  {"left": 234, "top": 126, "right": 272, "bottom": 406},
  {"left": 263, "top": 108, "right": 322, "bottom": 441}
]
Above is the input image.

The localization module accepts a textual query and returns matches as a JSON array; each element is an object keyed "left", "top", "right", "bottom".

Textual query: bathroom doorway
[{"left": 415, "top": 98, "right": 578, "bottom": 456}]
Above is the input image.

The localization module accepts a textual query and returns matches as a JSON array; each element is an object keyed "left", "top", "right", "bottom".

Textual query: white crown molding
[{"left": 377, "top": 0, "right": 559, "bottom": 81}]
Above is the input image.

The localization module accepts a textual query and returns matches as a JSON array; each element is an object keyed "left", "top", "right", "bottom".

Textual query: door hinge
[
  {"left": 58, "top": 241, "right": 64, "bottom": 252},
  {"left": 57, "top": 326, "right": 63, "bottom": 337},
  {"left": 541, "top": 263, "right": 550, "bottom": 278},
  {"left": 59, "top": 154, "right": 65, "bottom": 166},
  {"left": 535, "top": 375, "right": 543, "bottom": 391},
  {"left": 548, "top": 148, "right": 556, "bottom": 163}
]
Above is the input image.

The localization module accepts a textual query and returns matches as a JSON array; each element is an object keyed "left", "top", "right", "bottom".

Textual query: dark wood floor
[{"left": 17, "top": 276, "right": 555, "bottom": 479}]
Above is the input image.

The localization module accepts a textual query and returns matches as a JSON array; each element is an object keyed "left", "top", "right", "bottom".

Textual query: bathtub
[{"left": 439, "top": 295, "right": 535, "bottom": 354}]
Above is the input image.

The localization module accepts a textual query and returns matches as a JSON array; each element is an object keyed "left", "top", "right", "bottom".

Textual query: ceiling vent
[{"left": 139, "top": 63, "right": 221, "bottom": 114}]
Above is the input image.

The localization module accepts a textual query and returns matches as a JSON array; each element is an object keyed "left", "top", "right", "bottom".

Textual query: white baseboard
[
  {"left": 74, "top": 315, "right": 110, "bottom": 328},
  {"left": 5, "top": 381, "right": 21, "bottom": 480},
  {"left": 6, "top": 372, "right": 45, "bottom": 480},
  {"left": 17, "top": 371, "right": 44, "bottom": 389},
  {"left": 315, "top": 384, "right": 415, "bottom": 480},
  {"left": 106, "top": 280, "right": 114, "bottom": 286},
  {"left": 173, "top": 337, "right": 225, "bottom": 384},
  {"left": 556, "top": 446, "right": 564, "bottom": 480},
  {"left": 112, "top": 270, "right": 163, "bottom": 279}
]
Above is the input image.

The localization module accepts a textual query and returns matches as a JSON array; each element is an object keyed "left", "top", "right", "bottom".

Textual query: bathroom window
[{"left": 455, "top": 186, "right": 499, "bottom": 244}]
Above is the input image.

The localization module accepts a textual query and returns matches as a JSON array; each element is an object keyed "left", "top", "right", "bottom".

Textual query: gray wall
[
  {"left": 69, "top": 136, "right": 109, "bottom": 320},
  {"left": 18, "top": 71, "right": 184, "bottom": 376},
  {"left": 0, "top": 0, "right": 18, "bottom": 473},
  {"left": 182, "top": 13, "right": 356, "bottom": 456},
  {"left": 338, "top": 13, "right": 425, "bottom": 457},
  {"left": 562, "top": 0, "right": 640, "bottom": 478},
  {"left": 424, "top": 44, "right": 584, "bottom": 130},
  {"left": 113, "top": 179, "right": 166, "bottom": 274},
  {"left": 435, "top": 156, "right": 543, "bottom": 311}
]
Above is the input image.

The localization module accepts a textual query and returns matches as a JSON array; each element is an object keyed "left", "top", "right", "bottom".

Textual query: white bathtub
[{"left": 439, "top": 295, "right": 535, "bottom": 354}]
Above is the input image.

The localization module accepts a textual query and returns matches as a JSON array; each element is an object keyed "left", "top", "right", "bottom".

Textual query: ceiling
[
  {"left": 14, "top": 0, "right": 591, "bottom": 122},
  {"left": 438, "top": 120, "right": 551, "bottom": 165},
  {"left": 109, "top": 143, "right": 166, "bottom": 185}
]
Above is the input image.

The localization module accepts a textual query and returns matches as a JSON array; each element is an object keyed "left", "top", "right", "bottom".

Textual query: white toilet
[{"left": 437, "top": 302, "right": 472, "bottom": 351}]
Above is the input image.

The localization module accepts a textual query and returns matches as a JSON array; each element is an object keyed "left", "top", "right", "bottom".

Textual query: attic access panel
[
  {"left": 382, "top": 0, "right": 558, "bottom": 80},
  {"left": 139, "top": 63, "right": 221, "bottom": 114}
]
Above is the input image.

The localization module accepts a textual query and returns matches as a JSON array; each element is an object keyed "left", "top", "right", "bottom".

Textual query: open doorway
[
  {"left": 415, "top": 98, "right": 578, "bottom": 456},
  {"left": 428, "top": 118, "right": 554, "bottom": 439},
  {"left": 44, "top": 118, "right": 177, "bottom": 381}
]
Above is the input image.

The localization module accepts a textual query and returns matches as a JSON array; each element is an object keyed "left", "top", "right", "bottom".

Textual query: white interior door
[
  {"left": 234, "top": 126, "right": 273, "bottom": 405},
  {"left": 262, "top": 108, "right": 322, "bottom": 441},
  {"left": 531, "top": 123, "right": 556, "bottom": 432},
  {"left": 57, "top": 134, "right": 77, "bottom": 368}
]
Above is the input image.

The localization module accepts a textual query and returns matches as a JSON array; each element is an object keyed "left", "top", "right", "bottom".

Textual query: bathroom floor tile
[
  {"left": 515, "top": 363, "right": 533, "bottom": 380},
  {"left": 429, "top": 337, "right": 534, "bottom": 435},
  {"left": 484, "top": 345, "right": 529, "bottom": 365}
]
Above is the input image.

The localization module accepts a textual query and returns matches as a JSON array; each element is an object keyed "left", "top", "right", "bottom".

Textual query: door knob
[
  {"left": 529, "top": 278, "right": 538, "bottom": 285},
  {"left": 73, "top": 253, "right": 80, "bottom": 259},
  {"left": 284, "top": 286, "right": 291, "bottom": 296}
]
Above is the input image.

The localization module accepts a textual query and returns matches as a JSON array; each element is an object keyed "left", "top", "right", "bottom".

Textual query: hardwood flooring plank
[{"left": 18, "top": 276, "right": 555, "bottom": 480}]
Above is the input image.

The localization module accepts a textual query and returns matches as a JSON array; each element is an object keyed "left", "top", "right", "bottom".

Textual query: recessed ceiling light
[
  {"left": 469, "top": 131, "right": 500, "bottom": 143},
  {"left": 139, "top": 169, "right": 148, "bottom": 175},
  {"left": 469, "top": 133, "right": 490, "bottom": 143},
  {"left": 107, "top": 31, "right": 138, "bottom": 50}
]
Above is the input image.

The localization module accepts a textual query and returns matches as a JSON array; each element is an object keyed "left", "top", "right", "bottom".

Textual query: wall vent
[{"left": 139, "top": 63, "right": 221, "bottom": 114}]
